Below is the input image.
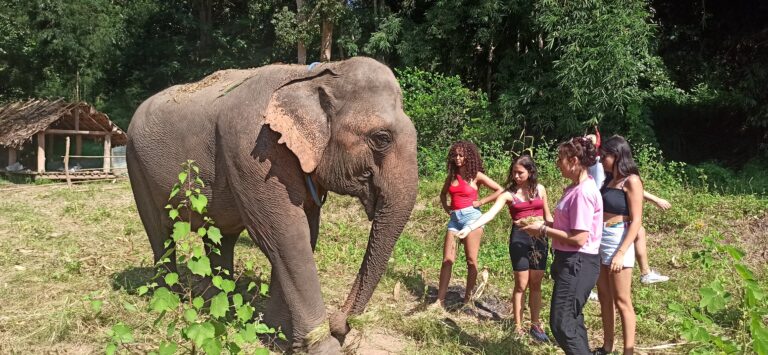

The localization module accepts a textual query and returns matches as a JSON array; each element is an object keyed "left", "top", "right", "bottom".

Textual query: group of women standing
[{"left": 436, "top": 134, "right": 666, "bottom": 354}]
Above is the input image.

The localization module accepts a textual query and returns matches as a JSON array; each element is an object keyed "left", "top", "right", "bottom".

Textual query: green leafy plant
[
  {"left": 107, "top": 160, "right": 281, "bottom": 354},
  {"left": 669, "top": 232, "right": 768, "bottom": 354}
]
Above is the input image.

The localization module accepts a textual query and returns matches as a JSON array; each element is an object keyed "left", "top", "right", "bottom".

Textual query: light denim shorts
[
  {"left": 447, "top": 206, "right": 483, "bottom": 232},
  {"left": 599, "top": 222, "right": 635, "bottom": 268}
]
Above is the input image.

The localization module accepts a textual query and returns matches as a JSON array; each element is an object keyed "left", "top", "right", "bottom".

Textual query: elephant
[{"left": 126, "top": 57, "right": 418, "bottom": 353}]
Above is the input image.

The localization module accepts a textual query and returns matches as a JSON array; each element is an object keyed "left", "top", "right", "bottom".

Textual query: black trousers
[{"left": 549, "top": 250, "right": 600, "bottom": 355}]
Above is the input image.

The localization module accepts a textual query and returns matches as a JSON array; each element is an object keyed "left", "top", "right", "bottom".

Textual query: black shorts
[{"left": 509, "top": 227, "right": 549, "bottom": 271}]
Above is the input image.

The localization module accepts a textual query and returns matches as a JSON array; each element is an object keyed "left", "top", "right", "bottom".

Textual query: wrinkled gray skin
[{"left": 127, "top": 57, "right": 418, "bottom": 354}]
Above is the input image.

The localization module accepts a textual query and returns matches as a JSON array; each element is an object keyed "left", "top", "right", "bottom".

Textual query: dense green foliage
[{"left": 1, "top": 0, "right": 766, "bottom": 165}]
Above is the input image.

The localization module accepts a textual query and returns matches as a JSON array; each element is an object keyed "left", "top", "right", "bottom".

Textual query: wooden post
[
  {"left": 75, "top": 107, "right": 83, "bottom": 156},
  {"left": 7, "top": 148, "right": 16, "bottom": 166},
  {"left": 64, "top": 137, "right": 72, "bottom": 187},
  {"left": 103, "top": 134, "right": 111, "bottom": 173},
  {"left": 37, "top": 132, "right": 46, "bottom": 173}
]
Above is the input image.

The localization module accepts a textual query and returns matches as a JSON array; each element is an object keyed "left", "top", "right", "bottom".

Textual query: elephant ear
[{"left": 265, "top": 69, "right": 336, "bottom": 173}]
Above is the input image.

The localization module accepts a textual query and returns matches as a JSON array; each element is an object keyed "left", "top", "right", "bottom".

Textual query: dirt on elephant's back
[{"left": 170, "top": 68, "right": 261, "bottom": 103}]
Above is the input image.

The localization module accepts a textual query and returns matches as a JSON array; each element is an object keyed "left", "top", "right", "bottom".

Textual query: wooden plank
[
  {"left": 75, "top": 106, "right": 82, "bottom": 156},
  {"left": 45, "top": 128, "right": 109, "bottom": 136},
  {"left": 37, "top": 132, "right": 45, "bottom": 173},
  {"left": 103, "top": 134, "right": 111, "bottom": 173},
  {"left": 64, "top": 137, "right": 72, "bottom": 187}
]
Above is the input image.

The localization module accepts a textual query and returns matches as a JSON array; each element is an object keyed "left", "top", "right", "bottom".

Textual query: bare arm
[
  {"left": 519, "top": 223, "right": 590, "bottom": 247},
  {"left": 611, "top": 175, "right": 644, "bottom": 272},
  {"left": 473, "top": 172, "right": 505, "bottom": 207},
  {"left": 539, "top": 184, "right": 554, "bottom": 224},
  {"left": 643, "top": 190, "right": 671, "bottom": 210},
  {"left": 440, "top": 176, "right": 451, "bottom": 214},
  {"left": 456, "top": 191, "right": 514, "bottom": 239}
]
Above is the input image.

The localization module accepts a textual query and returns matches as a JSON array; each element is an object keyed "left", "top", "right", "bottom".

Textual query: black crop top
[{"left": 601, "top": 174, "right": 630, "bottom": 216}]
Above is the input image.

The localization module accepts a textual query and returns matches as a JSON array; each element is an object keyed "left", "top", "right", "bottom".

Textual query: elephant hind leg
[
  {"left": 127, "top": 153, "right": 177, "bottom": 288},
  {"left": 195, "top": 233, "right": 240, "bottom": 299}
]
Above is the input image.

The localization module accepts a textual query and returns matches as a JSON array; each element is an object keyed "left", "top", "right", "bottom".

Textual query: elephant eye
[
  {"left": 358, "top": 169, "right": 373, "bottom": 181},
  {"left": 369, "top": 130, "right": 393, "bottom": 152}
]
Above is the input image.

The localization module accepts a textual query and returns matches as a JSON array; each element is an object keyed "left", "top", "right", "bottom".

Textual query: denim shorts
[
  {"left": 447, "top": 206, "right": 483, "bottom": 232},
  {"left": 599, "top": 222, "right": 635, "bottom": 268}
]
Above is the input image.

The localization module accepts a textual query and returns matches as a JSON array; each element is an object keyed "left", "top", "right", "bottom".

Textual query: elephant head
[{"left": 264, "top": 57, "right": 418, "bottom": 341}]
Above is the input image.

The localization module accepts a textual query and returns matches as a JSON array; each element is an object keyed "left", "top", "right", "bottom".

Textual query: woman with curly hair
[{"left": 434, "top": 141, "right": 503, "bottom": 308}]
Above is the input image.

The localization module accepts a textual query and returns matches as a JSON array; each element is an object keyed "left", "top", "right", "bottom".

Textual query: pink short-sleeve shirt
[{"left": 552, "top": 177, "right": 603, "bottom": 254}]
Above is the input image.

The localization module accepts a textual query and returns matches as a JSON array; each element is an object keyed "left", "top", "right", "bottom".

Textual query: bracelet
[
  {"left": 543, "top": 225, "right": 548, "bottom": 237},
  {"left": 539, "top": 224, "right": 546, "bottom": 237}
]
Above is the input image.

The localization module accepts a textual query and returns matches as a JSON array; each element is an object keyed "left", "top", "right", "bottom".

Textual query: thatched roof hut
[{"left": 0, "top": 99, "right": 128, "bottom": 180}]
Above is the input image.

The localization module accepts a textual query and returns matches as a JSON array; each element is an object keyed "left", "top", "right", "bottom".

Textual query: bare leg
[
  {"left": 597, "top": 265, "right": 615, "bottom": 353},
  {"left": 437, "top": 230, "right": 457, "bottom": 305},
  {"left": 462, "top": 228, "right": 482, "bottom": 303},
  {"left": 612, "top": 267, "right": 636, "bottom": 354},
  {"left": 528, "top": 270, "right": 545, "bottom": 326},
  {"left": 635, "top": 226, "right": 650, "bottom": 275},
  {"left": 512, "top": 270, "right": 530, "bottom": 331}
]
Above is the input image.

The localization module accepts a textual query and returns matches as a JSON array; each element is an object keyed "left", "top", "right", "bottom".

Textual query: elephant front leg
[
  {"left": 248, "top": 224, "right": 341, "bottom": 354},
  {"left": 194, "top": 233, "right": 238, "bottom": 300}
]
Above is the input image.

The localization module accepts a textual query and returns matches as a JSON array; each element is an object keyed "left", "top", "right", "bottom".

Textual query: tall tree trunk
[
  {"left": 198, "top": 0, "right": 213, "bottom": 59},
  {"left": 321, "top": 19, "right": 333, "bottom": 62},
  {"left": 297, "top": 0, "right": 307, "bottom": 64}
]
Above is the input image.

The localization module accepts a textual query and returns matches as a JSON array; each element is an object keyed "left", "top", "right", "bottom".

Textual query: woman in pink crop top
[
  {"left": 434, "top": 141, "right": 502, "bottom": 309},
  {"left": 457, "top": 155, "right": 553, "bottom": 341}
]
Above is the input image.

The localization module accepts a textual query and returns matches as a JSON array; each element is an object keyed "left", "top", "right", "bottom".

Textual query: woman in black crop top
[{"left": 594, "top": 136, "right": 644, "bottom": 355}]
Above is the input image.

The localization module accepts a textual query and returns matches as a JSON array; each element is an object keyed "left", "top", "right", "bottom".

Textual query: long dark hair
[
  {"left": 558, "top": 136, "right": 598, "bottom": 168},
  {"left": 447, "top": 141, "right": 484, "bottom": 181},
  {"left": 600, "top": 135, "right": 640, "bottom": 179},
  {"left": 504, "top": 155, "right": 538, "bottom": 197}
]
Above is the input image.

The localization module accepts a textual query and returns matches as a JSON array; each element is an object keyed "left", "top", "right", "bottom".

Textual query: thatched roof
[{"left": 0, "top": 99, "right": 128, "bottom": 149}]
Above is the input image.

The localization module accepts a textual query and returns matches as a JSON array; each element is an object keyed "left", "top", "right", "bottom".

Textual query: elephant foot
[
  {"left": 329, "top": 311, "right": 351, "bottom": 344},
  {"left": 305, "top": 336, "right": 341, "bottom": 355}
]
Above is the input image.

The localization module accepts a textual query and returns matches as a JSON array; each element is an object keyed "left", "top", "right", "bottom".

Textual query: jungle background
[{"left": 1, "top": 0, "right": 767, "bottom": 354}]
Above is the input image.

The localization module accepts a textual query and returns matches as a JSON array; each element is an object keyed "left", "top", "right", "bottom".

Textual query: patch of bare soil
[
  {"left": 725, "top": 212, "right": 768, "bottom": 267},
  {"left": 343, "top": 329, "right": 407, "bottom": 354}
]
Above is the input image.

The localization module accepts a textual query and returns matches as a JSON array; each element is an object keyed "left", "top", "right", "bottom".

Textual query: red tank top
[
  {"left": 448, "top": 175, "right": 478, "bottom": 210},
  {"left": 507, "top": 191, "right": 544, "bottom": 220}
]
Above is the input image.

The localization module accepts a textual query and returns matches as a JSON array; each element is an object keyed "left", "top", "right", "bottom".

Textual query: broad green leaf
[
  {"left": 167, "top": 320, "right": 177, "bottom": 337},
  {"left": 227, "top": 342, "right": 242, "bottom": 354},
  {"left": 220, "top": 279, "right": 236, "bottom": 293},
  {"left": 254, "top": 348, "right": 270, "bottom": 355},
  {"left": 179, "top": 171, "right": 188, "bottom": 185},
  {"left": 260, "top": 283, "right": 269, "bottom": 297},
  {"left": 700, "top": 287, "right": 726, "bottom": 313},
  {"left": 724, "top": 245, "right": 745, "bottom": 261},
  {"left": 190, "top": 194, "right": 208, "bottom": 214},
  {"left": 195, "top": 176, "right": 204, "bottom": 187},
  {"left": 667, "top": 302, "right": 684, "bottom": 313},
  {"left": 172, "top": 222, "right": 191, "bottom": 241},
  {"left": 734, "top": 263, "right": 755, "bottom": 281},
  {"left": 202, "top": 338, "right": 222, "bottom": 355},
  {"left": 254, "top": 323, "right": 272, "bottom": 334},
  {"left": 150, "top": 287, "right": 180, "bottom": 313},
  {"left": 232, "top": 294, "right": 243, "bottom": 307},
  {"left": 158, "top": 342, "right": 177, "bottom": 355},
  {"left": 247, "top": 282, "right": 257, "bottom": 292},
  {"left": 184, "top": 308, "right": 197, "bottom": 322},
  {"left": 197, "top": 227, "right": 207, "bottom": 237},
  {"left": 210, "top": 292, "right": 229, "bottom": 319},
  {"left": 90, "top": 300, "right": 103, "bottom": 313},
  {"left": 240, "top": 323, "right": 257, "bottom": 343},
  {"left": 111, "top": 323, "right": 134, "bottom": 343},
  {"left": 193, "top": 245, "right": 204, "bottom": 258},
  {"left": 188, "top": 255, "right": 212, "bottom": 277},
  {"left": 207, "top": 226, "right": 222, "bottom": 245},
  {"left": 169, "top": 185, "right": 180, "bottom": 199},
  {"left": 186, "top": 190, "right": 192, "bottom": 197},
  {"left": 192, "top": 164, "right": 199, "bottom": 174},
  {"left": 193, "top": 297, "right": 205, "bottom": 310},
  {"left": 106, "top": 343, "right": 117, "bottom": 355},
  {"left": 164, "top": 273, "right": 179, "bottom": 286},
  {"left": 212, "top": 275, "right": 224, "bottom": 289},
  {"left": 237, "top": 304, "right": 254, "bottom": 323},
  {"left": 138, "top": 285, "right": 149, "bottom": 296},
  {"left": 751, "top": 317, "right": 768, "bottom": 355},
  {"left": 123, "top": 302, "right": 138, "bottom": 312},
  {"left": 169, "top": 209, "right": 179, "bottom": 220},
  {"left": 278, "top": 332, "right": 287, "bottom": 341},
  {"left": 185, "top": 322, "right": 216, "bottom": 348}
]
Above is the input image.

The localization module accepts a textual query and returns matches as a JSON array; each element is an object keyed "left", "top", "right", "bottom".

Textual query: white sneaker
[
  {"left": 641, "top": 270, "right": 669, "bottom": 284},
  {"left": 588, "top": 291, "right": 599, "bottom": 301}
]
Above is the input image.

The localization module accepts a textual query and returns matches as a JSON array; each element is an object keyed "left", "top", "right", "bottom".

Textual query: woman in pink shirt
[{"left": 518, "top": 137, "right": 603, "bottom": 354}]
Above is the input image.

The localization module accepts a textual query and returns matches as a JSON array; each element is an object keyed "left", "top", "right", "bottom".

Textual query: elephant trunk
[{"left": 330, "top": 167, "right": 418, "bottom": 339}]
